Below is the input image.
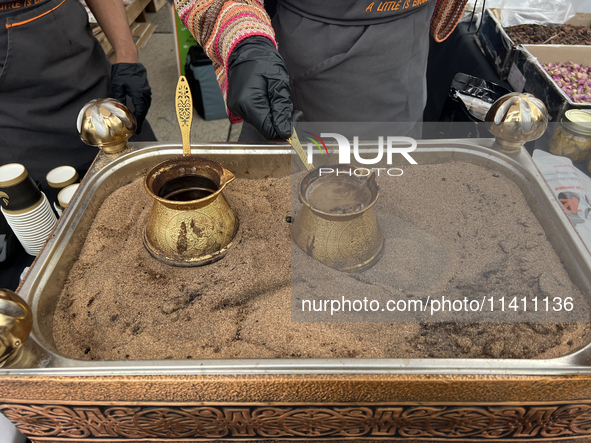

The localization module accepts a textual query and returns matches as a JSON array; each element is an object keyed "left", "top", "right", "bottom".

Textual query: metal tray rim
[{"left": 10, "top": 139, "right": 591, "bottom": 376}]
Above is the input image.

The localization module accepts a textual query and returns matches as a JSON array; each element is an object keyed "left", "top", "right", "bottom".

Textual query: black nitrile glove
[
  {"left": 110, "top": 63, "right": 152, "bottom": 134},
  {"left": 291, "top": 109, "right": 304, "bottom": 126},
  {"left": 227, "top": 36, "right": 293, "bottom": 140}
]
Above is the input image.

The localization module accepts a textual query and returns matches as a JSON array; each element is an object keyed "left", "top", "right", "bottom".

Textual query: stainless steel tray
[{"left": 3, "top": 140, "right": 591, "bottom": 442}]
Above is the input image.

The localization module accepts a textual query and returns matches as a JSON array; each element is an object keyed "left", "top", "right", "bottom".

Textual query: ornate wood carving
[{"left": 3, "top": 403, "right": 591, "bottom": 440}]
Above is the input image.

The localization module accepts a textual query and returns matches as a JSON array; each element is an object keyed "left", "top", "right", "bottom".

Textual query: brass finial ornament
[
  {"left": 77, "top": 98, "right": 136, "bottom": 154},
  {"left": 0, "top": 289, "right": 32, "bottom": 366},
  {"left": 485, "top": 92, "right": 549, "bottom": 152}
]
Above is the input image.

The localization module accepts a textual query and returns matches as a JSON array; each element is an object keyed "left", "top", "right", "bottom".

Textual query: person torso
[{"left": 0, "top": 0, "right": 45, "bottom": 14}]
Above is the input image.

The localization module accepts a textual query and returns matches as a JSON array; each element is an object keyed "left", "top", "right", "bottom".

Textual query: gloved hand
[
  {"left": 227, "top": 36, "right": 293, "bottom": 140},
  {"left": 110, "top": 63, "right": 152, "bottom": 133}
]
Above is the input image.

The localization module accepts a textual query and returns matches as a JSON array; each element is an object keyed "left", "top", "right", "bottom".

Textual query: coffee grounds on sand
[{"left": 53, "top": 162, "right": 590, "bottom": 360}]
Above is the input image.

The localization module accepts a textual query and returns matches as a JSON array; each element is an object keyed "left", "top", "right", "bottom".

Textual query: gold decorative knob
[
  {"left": 485, "top": 92, "right": 549, "bottom": 152},
  {"left": 0, "top": 289, "right": 32, "bottom": 366},
  {"left": 77, "top": 98, "right": 136, "bottom": 154}
]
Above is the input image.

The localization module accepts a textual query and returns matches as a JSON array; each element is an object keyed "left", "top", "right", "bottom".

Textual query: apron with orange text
[
  {"left": 275, "top": 0, "right": 435, "bottom": 124},
  {"left": 239, "top": 0, "right": 435, "bottom": 141},
  {"left": 0, "top": 0, "right": 110, "bottom": 181}
]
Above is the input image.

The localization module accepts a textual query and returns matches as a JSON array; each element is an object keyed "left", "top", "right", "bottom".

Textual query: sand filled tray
[
  {"left": 7, "top": 142, "right": 591, "bottom": 442},
  {"left": 52, "top": 161, "right": 590, "bottom": 361}
]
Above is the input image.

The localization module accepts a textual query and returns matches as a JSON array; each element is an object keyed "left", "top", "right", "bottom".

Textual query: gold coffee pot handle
[
  {"left": 175, "top": 76, "right": 193, "bottom": 157},
  {"left": 0, "top": 289, "right": 32, "bottom": 366},
  {"left": 288, "top": 128, "right": 314, "bottom": 171}
]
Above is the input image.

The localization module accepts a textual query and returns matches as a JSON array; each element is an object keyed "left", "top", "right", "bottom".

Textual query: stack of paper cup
[{"left": 0, "top": 164, "right": 57, "bottom": 256}]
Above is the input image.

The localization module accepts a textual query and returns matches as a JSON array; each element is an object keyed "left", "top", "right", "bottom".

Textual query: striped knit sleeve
[{"left": 174, "top": 0, "right": 276, "bottom": 123}]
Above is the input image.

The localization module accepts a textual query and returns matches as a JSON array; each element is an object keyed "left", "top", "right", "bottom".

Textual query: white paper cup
[
  {"left": 53, "top": 201, "right": 63, "bottom": 217},
  {"left": 46, "top": 166, "right": 78, "bottom": 188},
  {"left": 3, "top": 212, "right": 54, "bottom": 232},
  {"left": 57, "top": 183, "right": 80, "bottom": 210},
  {"left": 0, "top": 163, "right": 42, "bottom": 212},
  {"left": 1, "top": 193, "right": 57, "bottom": 256},
  {"left": 19, "top": 234, "right": 50, "bottom": 245},
  {"left": 46, "top": 166, "right": 78, "bottom": 207},
  {"left": 4, "top": 207, "right": 55, "bottom": 227},
  {"left": 19, "top": 238, "right": 48, "bottom": 249}
]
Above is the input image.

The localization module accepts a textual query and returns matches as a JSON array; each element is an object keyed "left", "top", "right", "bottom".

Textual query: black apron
[
  {"left": 239, "top": 0, "right": 435, "bottom": 141},
  {"left": 0, "top": 0, "right": 110, "bottom": 183}
]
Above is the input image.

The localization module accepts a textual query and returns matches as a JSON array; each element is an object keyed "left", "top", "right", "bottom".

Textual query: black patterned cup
[{"left": 0, "top": 164, "right": 42, "bottom": 212}]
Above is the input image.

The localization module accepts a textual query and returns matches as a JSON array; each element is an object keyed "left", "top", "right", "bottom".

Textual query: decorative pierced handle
[
  {"left": 175, "top": 76, "right": 193, "bottom": 157},
  {"left": 288, "top": 128, "right": 314, "bottom": 171}
]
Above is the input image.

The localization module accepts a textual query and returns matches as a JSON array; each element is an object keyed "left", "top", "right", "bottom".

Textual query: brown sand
[{"left": 53, "top": 162, "right": 590, "bottom": 360}]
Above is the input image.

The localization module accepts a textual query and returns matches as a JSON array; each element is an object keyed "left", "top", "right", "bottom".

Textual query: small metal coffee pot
[
  {"left": 143, "top": 156, "right": 239, "bottom": 267},
  {"left": 293, "top": 165, "right": 384, "bottom": 272}
]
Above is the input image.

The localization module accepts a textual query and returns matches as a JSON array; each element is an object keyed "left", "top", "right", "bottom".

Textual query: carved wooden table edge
[{"left": 1, "top": 374, "right": 591, "bottom": 441}]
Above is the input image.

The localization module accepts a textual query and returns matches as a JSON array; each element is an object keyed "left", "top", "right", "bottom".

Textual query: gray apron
[
  {"left": 0, "top": 0, "right": 110, "bottom": 182},
  {"left": 240, "top": 0, "right": 435, "bottom": 142}
]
